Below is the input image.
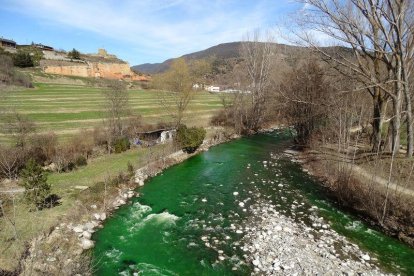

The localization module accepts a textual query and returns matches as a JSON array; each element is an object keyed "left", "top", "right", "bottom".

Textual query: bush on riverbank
[{"left": 175, "top": 124, "right": 206, "bottom": 153}]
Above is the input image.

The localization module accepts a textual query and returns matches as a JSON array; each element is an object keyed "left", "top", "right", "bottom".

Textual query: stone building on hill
[{"left": 0, "top": 37, "right": 16, "bottom": 48}]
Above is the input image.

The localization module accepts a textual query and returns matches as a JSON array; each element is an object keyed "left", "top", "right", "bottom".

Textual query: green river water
[{"left": 93, "top": 131, "right": 414, "bottom": 275}]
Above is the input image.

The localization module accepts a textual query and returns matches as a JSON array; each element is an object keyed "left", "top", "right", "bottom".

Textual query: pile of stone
[
  {"left": 242, "top": 200, "right": 388, "bottom": 275},
  {"left": 69, "top": 190, "right": 137, "bottom": 251},
  {"left": 71, "top": 212, "right": 106, "bottom": 250},
  {"left": 135, "top": 169, "right": 148, "bottom": 186},
  {"left": 112, "top": 190, "right": 137, "bottom": 209}
]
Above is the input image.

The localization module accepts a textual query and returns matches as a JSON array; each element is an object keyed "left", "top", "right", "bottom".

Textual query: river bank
[
  {"left": 92, "top": 130, "right": 414, "bottom": 275},
  {"left": 13, "top": 129, "right": 236, "bottom": 275},
  {"left": 10, "top": 129, "right": 414, "bottom": 275},
  {"left": 294, "top": 146, "right": 414, "bottom": 248}
]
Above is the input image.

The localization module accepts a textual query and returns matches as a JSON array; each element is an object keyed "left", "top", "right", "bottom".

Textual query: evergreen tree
[
  {"left": 21, "top": 159, "right": 50, "bottom": 210},
  {"left": 13, "top": 51, "right": 34, "bottom": 68},
  {"left": 67, "top": 48, "right": 81, "bottom": 60}
]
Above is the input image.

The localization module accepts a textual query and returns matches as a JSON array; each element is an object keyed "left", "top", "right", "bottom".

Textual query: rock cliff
[
  {"left": 40, "top": 48, "right": 149, "bottom": 81},
  {"left": 43, "top": 61, "right": 148, "bottom": 81}
]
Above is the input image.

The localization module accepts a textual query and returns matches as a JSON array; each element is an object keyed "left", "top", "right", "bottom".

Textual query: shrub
[
  {"left": 0, "top": 54, "right": 14, "bottom": 83},
  {"left": 0, "top": 146, "right": 25, "bottom": 179},
  {"left": 127, "top": 161, "right": 134, "bottom": 177},
  {"left": 67, "top": 48, "right": 81, "bottom": 60},
  {"left": 113, "top": 137, "right": 130, "bottom": 153},
  {"left": 21, "top": 159, "right": 51, "bottom": 210},
  {"left": 175, "top": 124, "right": 206, "bottom": 154},
  {"left": 52, "top": 146, "right": 75, "bottom": 173},
  {"left": 13, "top": 51, "right": 34, "bottom": 68},
  {"left": 75, "top": 155, "right": 87, "bottom": 167},
  {"left": 28, "top": 132, "right": 57, "bottom": 165},
  {"left": 13, "top": 70, "right": 33, "bottom": 87},
  {"left": 93, "top": 127, "right": 107, "bottom": 147},
  {"left": 210, "top": 109, "right": 231, "bottom": 126},
  {"left": 68, "top": 130, "right": 94, "bottom": 158}
]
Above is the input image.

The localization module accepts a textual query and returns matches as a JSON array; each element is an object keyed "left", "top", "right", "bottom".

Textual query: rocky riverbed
[{"left": 242, "top": 199, "right": 388, "bottom": 275}]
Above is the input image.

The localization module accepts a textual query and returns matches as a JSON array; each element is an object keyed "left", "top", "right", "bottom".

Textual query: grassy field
[{"left": 0, "top": 82, "right": 223, "bottom": 144}]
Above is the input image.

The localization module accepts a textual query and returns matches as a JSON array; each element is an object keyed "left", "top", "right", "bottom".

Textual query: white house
[{"left": 206, "top": 85, "right": 220, "bottom": 92}]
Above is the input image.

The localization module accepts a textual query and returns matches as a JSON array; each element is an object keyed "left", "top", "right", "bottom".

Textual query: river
[{"left": 92, "top": 131, "right": 414, "bottom": 275}]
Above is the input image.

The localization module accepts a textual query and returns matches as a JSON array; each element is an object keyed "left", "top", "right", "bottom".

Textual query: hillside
[
  {"left": 132, "top": 42, "right": 243, "bottom": 74},
  {"left": 132, "top": 42, "right": 351, "bottom": 75}
]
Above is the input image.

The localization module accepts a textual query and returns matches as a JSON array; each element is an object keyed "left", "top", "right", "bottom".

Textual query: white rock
[
  {"left": 283, "top": 227, "right": 291, "bottom": 233},
  {"left": 361, "top": 254, "right": 371, "bottom": 261},
  {"left": 80, "top": 238, "right": 95, "bottom": 250},
  {"left": 238, "top": 202, "right": 245, "bottom": 207},
  {"left": 82, "top": 231, "right": 92, "bottom": 239},
  {"left": 233, "top": 192, "right": 239, "bottom": 196},
  {"left": 73, "top": 226, "right": 83, "bottom": 233},
  {"left": 84, "top": 222, "right": 95, "bottom": 231},
  {"left": 46, "top": 257, "right": 56, "bottom": 262},
  {"left": 118, "top": 199, "right": 126, "bottom": 205}
]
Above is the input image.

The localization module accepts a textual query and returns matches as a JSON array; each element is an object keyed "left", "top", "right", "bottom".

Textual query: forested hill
[
  {"left": 131, "top": 41, "right": 351, "bottom": 75},
  {"left": 132, "top": 42, "right": 243, "bottom": 74}
]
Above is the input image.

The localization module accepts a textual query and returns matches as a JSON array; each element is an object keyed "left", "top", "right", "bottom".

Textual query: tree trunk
[
  {"left": 391, "top": 93, "right": 402, "bottom": 156},
  {"left": 404, "top": 93, "right": 413, "bottom": 157},
  {"left": 372, "top": 88, "right": 385, "bottom": 152},
  {"left": 403, "top": 68, "right": 413, "bottom": 157}
]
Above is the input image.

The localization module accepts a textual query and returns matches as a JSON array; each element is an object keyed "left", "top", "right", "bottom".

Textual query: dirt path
[
  {"left": 351, "top": 165, "right": 414, "bottom": 197},
  {"left": 291, "top": 147, "right": 414, "bottom": 198},
  {"left": 0, "top": 188, "right": 25, "bottom": 194}
]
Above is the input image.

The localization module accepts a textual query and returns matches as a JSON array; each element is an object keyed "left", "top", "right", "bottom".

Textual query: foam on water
[
  {"left": 345, "top": 220, "right": 364, "bottom": 231},
  {"left": 128, "top": 211, "right": 179, "bottom": 233},
  {"left": 104, "top": 248, "right": 122, "bottom": 261},
  {"left": 143, "top": 211, "right": 179, "bottom": 226},
  {"left": 129, "top": 202, "right": 152, "bottom": 220},
  {"left": 136, "top": 263, "right": 179, "bottom": 276}
]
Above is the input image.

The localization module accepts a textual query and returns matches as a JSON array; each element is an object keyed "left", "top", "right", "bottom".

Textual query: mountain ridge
[{"left": 131, "top": 41, "right": 352, "bottom": 75}]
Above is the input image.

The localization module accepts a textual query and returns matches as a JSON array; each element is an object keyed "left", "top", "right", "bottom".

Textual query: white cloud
[{"left": 2, "top": 0, "right": 293, "bottom": 63}]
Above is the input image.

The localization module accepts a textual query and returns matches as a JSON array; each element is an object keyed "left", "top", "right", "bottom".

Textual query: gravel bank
[{"left": 242, "top": 200, "right": 389, "bottom": 275}]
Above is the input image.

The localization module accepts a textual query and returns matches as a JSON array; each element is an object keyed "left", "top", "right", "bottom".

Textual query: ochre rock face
[{"left": 44, "top": 62, "right": 148, "bottom": 81}]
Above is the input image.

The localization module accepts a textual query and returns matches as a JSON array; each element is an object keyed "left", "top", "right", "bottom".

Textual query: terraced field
[{"left": 0, "top": 83, "right": 223, "bottom": 144}]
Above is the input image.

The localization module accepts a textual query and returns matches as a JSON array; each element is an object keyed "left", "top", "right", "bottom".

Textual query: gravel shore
[{"left": 242, "top": 200, "right": 389, "bottom": 275}]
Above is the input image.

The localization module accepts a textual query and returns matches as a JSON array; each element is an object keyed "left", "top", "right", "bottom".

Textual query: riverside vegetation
[
  {"left": 1, "top": 0, "right": 414, "bottom": 275},
  {"left": 0, "top": 57, "right": 222, "bottom": 272}
]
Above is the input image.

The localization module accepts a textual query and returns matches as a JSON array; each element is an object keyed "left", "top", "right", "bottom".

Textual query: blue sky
[{"left": 0, "top": 0, "right": 303, "bottom": 65}]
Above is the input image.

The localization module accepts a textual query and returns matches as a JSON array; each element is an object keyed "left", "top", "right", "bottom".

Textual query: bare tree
[
  {"left": 153, "top": 58, "right": 195, "bottom": 126},
  {"left": 240, "top": 31, "right": 274, "bottom": 132},
  {"left": 0, "top": 146, "right": 23, "bottom": 179},
  {"left": 294, "top": 0, "right": 414, "bottom": 156},
  {"left": 102, "top": 80, "right": 130, "bottom": 151}
]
